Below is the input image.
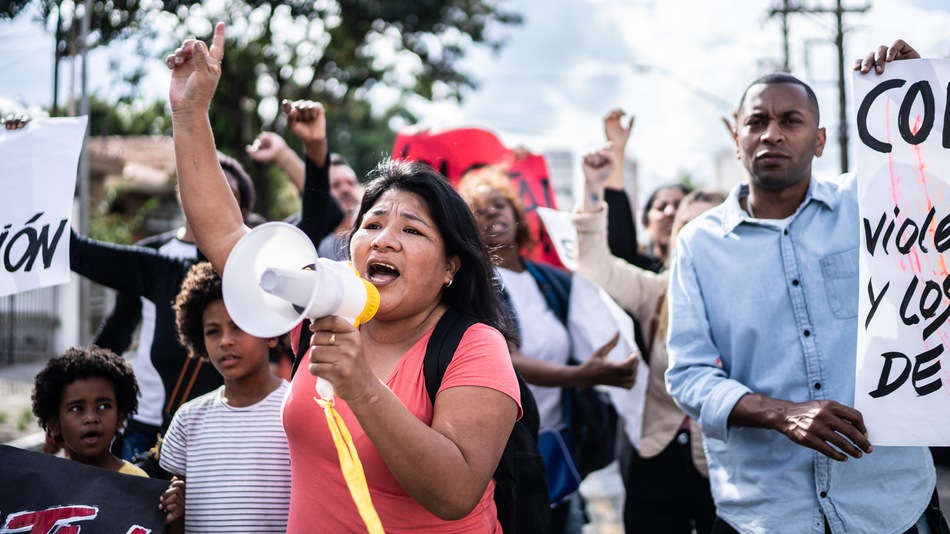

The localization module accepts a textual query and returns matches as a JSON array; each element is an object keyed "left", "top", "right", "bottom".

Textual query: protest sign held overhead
[
  {"left": 854, "top": 59, "right": 950, "bottom": 445},
  {"left": 0, "top": 118, "right": 87, "bottom": 297}
]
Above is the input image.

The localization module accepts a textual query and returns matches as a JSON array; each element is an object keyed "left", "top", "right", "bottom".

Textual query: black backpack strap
[
  {"left": 423, "top": 307, "right": 476, "bottom": 405},
  {"left": 290, "top": 319, "right": 312, "bottom": 379},
  {"left": 522, "top": 261, "right": 571, "bottom": 325},
  {"left": 423, "top": 307, "right": 550, "bottom": 533}
]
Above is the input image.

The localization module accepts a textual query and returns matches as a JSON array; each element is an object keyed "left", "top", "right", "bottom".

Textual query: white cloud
[{"left": 409, "top": 0, "right": 950, "bottom": 195}]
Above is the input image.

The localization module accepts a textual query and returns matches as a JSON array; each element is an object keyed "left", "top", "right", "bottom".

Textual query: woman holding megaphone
[{"left": 167, "top": 23, "right": 523, "bottom": 533}]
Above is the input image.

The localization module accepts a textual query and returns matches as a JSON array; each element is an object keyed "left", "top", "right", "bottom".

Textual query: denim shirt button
[
  {"left": 814, "top": 382, "right": 821, "bottom": 390},
  {"left": 792, "top": 279, "right": 800, "bottom": 286},
  {"left": 804, "top": 329, "right": 811, "bottom": 337},
  {"left": 820, "top": 490, "right": 828, "bottom": 498}
]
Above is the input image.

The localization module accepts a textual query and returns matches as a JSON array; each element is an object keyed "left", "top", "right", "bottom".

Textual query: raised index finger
[
  {"left": 209, "top": 22, "right": 226, "bottom": 62},
  {"left": 625, "top": 114, "right": 635, "bottom": 131}
]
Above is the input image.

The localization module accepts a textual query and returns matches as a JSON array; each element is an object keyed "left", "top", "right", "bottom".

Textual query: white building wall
[
  {"left": 715, "top": 149, "right": 746, "bottom": 192},
  {"left": 542, "top": 149, "right": 576, "bottom": 210}
]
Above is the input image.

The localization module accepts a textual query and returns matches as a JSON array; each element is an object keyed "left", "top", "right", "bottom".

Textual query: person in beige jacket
[{"left": 574, "top": 144, "right": 724, "bottom": 534}]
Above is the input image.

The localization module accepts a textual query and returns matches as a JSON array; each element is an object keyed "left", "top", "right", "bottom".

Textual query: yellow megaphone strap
[{"left": 315, "top": 397, "right": 384, "bottom": 534}]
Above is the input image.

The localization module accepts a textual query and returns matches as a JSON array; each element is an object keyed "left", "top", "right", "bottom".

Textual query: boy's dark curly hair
[
  {"left": 174, "top": 262, "right": 222, "bottom": 360},
  {"left": 32, "top": 346, "right": 140, "bottom": 436}
]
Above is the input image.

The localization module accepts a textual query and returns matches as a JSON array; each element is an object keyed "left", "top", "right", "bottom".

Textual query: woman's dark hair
[
  {"left": 32, "top": 346, "right": 140, "bottom": 437},
  {"left": 350, "top": 159, "right": 515, "bottom": 341},
  {"left": 173, "top": 262, "right": 222, "bottom": 360},
  {"left": 641, "top": 183, "right": 693, "bottom": 227}
]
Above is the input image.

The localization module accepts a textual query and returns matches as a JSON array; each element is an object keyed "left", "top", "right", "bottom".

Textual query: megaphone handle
[
  {"left": 316, "top": 377, "right": 335, "bottom": 400},
  {"left": 313, "top": 315, "right": 357, "bottom": 401}
]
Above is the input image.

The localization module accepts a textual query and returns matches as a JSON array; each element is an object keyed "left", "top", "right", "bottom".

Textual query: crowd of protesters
[{"left": 4, "top": 26, "right": 948, "bottom": 534}]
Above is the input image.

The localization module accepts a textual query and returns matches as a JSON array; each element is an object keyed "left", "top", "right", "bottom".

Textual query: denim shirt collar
[{"left": 720, "top": 176, "right": 840, "bottom": 236}]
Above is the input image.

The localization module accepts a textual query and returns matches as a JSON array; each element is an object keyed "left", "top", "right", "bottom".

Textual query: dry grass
[{"left": 0, "top": 379, "right": 40, "bottom": 443}]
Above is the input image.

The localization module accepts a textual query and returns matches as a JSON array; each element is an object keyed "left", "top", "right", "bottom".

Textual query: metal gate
[{"left": 0, "top": 286, "right": 59, "bottom": 365}]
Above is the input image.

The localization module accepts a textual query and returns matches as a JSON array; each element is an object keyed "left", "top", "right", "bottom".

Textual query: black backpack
[{"left": 423, "top": 307, "right": 551, "bottom": 534}]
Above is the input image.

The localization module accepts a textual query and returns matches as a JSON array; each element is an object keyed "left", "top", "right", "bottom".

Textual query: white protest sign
[
  {"left": 854, "top": 59, "right": 950, "bottom": 445},
  {"left": 536, "top": 206, "right": 577, "bottom": 271},
  {"left": 0, "top": 117, "right": 87, "bottom": 297},
  {"left": 568, "top": 274, "right": 647, "bottom": 448}
]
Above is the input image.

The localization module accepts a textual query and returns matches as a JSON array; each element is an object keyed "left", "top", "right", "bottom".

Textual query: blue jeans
[{"left": 118, "top": 424, "right": 159, "bottom": 461}]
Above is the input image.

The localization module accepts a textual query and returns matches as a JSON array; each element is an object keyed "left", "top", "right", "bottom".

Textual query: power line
[
  {"left": 769, "top": 0, "right": 870, "bottom": 174},
  {"left": 629, "top": 63, "right": 732, "bottom": 110}
]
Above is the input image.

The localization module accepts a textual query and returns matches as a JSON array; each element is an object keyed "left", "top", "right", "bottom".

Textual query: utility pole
[
  {"left": 832, "top": 0, "right": 852, "bottom": 173},
  {"left": 769, "top": 0, "right": 793, "bottom": 72},
  {"left": 79, "top": 0, "right": 91, "bottom": 342},
  {"left": 768, "top": 0, "right": 870, "bottom": 174}
]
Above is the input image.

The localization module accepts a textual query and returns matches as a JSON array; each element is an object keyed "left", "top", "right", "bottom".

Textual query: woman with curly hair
[{"left": 458, "top": 165, "right": 638, "bottom": 533}]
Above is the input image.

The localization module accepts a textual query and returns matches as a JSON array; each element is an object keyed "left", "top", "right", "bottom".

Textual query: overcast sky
[{"left": 3, "top": 0, "right": 950, "bottom": 198}]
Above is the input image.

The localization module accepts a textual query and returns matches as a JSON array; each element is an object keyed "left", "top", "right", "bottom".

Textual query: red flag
[{"left": 393, "top": 128, "right": 565, "bottom": 268}]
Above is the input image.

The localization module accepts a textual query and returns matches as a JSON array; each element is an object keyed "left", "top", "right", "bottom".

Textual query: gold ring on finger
[{"left": 328, "top": 332, "right": 336, "bottom": 346}]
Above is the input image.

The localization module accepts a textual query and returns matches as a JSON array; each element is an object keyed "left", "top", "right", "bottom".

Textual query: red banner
[{"left": 393, "top": 128, "right": 564, "bottom": 268}]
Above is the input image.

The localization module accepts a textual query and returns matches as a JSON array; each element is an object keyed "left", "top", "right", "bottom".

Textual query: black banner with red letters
[{"left": 0, "top": 445, "right": 168, "bottom": 533}]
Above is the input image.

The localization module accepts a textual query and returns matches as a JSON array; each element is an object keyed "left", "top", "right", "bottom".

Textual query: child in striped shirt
[{"left": 161, "top": 262, "right": 291, "bottom": 533}]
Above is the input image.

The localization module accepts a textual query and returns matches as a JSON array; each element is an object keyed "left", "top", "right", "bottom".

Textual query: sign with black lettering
[
  {"left": 0, "top": 117, "right": 86, "bottom": 297},
  {"left": 0, "top": 445, "right": 168, "bottom": 533},
  {"left": 854, "top": 59, "right": 950, "bottom": 445}
]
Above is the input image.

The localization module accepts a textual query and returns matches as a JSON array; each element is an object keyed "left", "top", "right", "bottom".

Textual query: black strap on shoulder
[
  {"left": 290, "top": 319, "right": 312, "bottom": 379},
  {"left": 423, "top": 307, "right": 477, "bottom": 405}
]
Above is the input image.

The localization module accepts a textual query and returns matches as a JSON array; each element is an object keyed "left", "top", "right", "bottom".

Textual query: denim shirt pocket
[{"left": 821, "top": 247, "right": 859, "bottom": 319}]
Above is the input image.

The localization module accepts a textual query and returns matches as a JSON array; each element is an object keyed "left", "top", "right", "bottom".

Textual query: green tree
[
  {"left": 678, "top": 173, "right": 699, "bottom": 192},
  {"left": 88, "top": 93, "right": 171, "bottom": 137},
  {"left": 4, "top": 0, "right": 522, "bottom": 217},
  {"left": 84, "top": 94, "right": 172, "bottom": 244},
  {"left": 0, "top": 0, "right": 189, "bottom": 115},
  {"left": 176, "top": 1, "right": 521, "bottom": 216}
]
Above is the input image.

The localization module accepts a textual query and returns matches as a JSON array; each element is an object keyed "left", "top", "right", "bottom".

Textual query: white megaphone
[{"left": 222, "top": 222, "right": 380, "bottom": 400}]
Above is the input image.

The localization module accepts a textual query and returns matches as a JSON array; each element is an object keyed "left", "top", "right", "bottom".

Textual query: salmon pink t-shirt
[{"left": 282, "top": 322, "right": 521, "bottom": 533}]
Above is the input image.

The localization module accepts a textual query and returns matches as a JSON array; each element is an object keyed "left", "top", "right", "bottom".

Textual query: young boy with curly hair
[
  {"left": 32, "top": 346, "right": 184, "bottom": 527},
  {"left": 160, "top": 262, "right": 291, "bottom": 532}
]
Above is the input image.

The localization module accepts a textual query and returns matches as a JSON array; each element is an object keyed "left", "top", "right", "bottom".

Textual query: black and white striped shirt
[{"left": 160, "top": 382, "right": 291, "bottom": 533}]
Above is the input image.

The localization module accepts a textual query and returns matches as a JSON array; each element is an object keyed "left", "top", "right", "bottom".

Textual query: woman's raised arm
[{"left": 166, "top": 22, "right": 247, "bottom": 274}]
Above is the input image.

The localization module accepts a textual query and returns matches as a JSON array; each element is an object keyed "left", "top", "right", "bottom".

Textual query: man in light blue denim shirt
[{"left": 666, "top": 41, "right": 946, "bottom": 534}]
